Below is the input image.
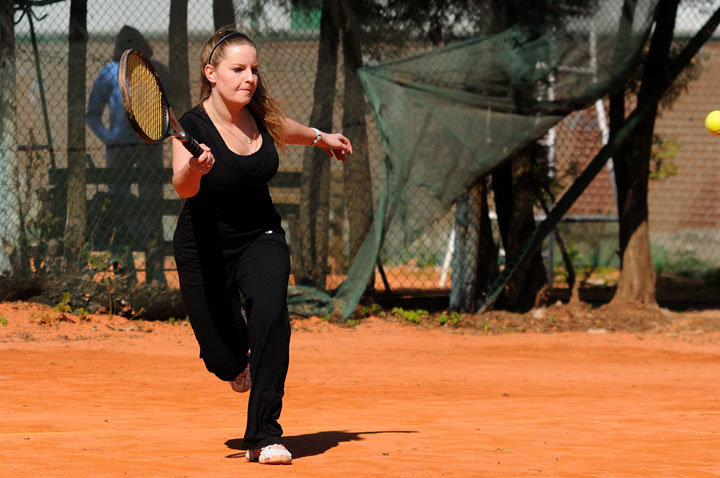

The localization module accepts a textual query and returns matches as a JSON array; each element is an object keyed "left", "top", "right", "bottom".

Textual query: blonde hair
[{"left": 198, "top": 28, "right": 287, "bottom": 150}]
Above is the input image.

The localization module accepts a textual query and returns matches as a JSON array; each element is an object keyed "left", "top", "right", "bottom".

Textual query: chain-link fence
[
  {"left": 547, "top": 3, "right": 720, "bottom": 295},
  {"left": 2, "top": 1, "right": 719, "bottom": 318}
]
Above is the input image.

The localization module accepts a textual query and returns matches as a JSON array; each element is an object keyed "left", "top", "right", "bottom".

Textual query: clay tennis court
[{"left": 1, "top": 302, "right": 719, "bottom": 477}]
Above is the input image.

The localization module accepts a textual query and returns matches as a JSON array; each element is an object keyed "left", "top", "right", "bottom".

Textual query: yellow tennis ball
[{"left": 705, "top": 110, "right": 720, "bottom": 135}]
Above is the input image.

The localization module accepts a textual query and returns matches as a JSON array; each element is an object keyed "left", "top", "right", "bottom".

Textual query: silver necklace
[{"left": 207, "top": 105, "right": 256, "bottom": 145}]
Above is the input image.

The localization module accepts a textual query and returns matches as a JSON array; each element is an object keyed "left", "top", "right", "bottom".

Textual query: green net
[{"left": 335, "top": 0, "right": 662, "bottom": 318}]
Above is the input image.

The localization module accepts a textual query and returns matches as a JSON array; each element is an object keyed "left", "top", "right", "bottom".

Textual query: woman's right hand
[
  {"left": 186, "top": 145, "right": 215, "bottom": 175},
  {"left": 172, "top": 140, "right": 213, "bottom": 198}
]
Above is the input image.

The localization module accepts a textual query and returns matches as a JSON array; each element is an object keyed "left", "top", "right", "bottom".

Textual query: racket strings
[{"left": 126, "top": 55, "right": 166, "bottom": 141}]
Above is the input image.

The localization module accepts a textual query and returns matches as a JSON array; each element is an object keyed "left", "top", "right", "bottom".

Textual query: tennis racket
[{"left": 118, "top": 49, "right": 203, "bottom": 157}]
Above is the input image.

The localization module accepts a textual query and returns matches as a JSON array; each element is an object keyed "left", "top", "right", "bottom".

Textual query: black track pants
[{"left": 178, "top": 230, "right": 291, "bottom": 449}]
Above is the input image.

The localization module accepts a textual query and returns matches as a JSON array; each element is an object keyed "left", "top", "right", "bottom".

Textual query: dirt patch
[
  {"left": 351, "top": 298, "right": 720, "bottom": 339},
  {"left": 3, "top": 298, "right": 719, "bottom": 343},
  {"left": 1, "top": 301, "right": 720, "bottom": 477}
]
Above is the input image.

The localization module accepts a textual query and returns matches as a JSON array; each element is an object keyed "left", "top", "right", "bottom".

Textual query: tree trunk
[
  {"left": 0, "top": 0, "right": 19, "bottom": 275},
  {"left": 610, "top": 0, "right": 679, "bottom": 306},
  {"left": 169, "top": 0, "right": 191, "bottom": 115},
  {"left": 213, "top": 0, "right": 236, "bottom": 31},
  {"left": 450, "top": 180, "right": 498, "bottom": 312},
  {"left": 65, "top": 0, "right": 88, "bottom": 269},
  {"left": 487, "top": 0, "right": 549, "bottom": 310},
  {"left": 339, "top": 1, "right": 373, "bottom": 281},
  {"left": 492, "top": 148, "right": 548, "bottom": 311},
  {"left": 611, "top": 118, "right": 656, "bottom": 305},
  {"left": 450, "top": 190, "right": 481, "bottom": 312},
  {"left": 293, "top": 0, "right": 340, "bottom": 288},
  {"left": 449, "top": 0, "right": 506, "bottom": 311},
  {"left": 249, "top": 0, "right": 262, "bottom": 37}
]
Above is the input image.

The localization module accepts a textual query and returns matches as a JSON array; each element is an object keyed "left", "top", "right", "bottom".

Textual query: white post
[
  {"left": 590, "top": 19, "right": 619, "bottom": 207},
  {"left": 438, "top": 226, "right": 455, "bottom": 287},
  {"left": 539, "top": 71, "right": 557, "bottom": 287}
]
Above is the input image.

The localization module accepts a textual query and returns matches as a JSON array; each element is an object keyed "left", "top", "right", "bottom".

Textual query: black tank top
[{"left": 173, "top": 106, "right": 283, "bottom": 278}]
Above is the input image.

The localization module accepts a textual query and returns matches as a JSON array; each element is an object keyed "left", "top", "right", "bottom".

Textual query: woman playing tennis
[{"left": 171, "top": 28, "right": 352, "bottom": 465}]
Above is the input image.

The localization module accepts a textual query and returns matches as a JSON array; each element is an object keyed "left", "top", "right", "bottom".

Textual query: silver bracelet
[{"left": 310, "top": 127, "right": 322, "bottom": 146}]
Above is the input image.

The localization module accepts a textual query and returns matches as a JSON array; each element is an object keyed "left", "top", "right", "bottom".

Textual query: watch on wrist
[{"left": 310, "top": 127, "right": 322, "bottom": 146}]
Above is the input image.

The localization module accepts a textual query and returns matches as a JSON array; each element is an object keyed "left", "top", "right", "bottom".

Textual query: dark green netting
[
  {"left": 288, "top": 285, "right": 334, "bottom": 317},
  {"left": 335, "top": 0, "right": 662, "bottom": 318}
]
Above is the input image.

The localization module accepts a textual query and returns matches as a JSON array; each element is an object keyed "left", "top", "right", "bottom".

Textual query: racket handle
[
  {"left": 175, "top": 131, "right": 203, "bottom": 157},
  {"left": 180, "top": 136, "right": 204, "bottom": 158}
]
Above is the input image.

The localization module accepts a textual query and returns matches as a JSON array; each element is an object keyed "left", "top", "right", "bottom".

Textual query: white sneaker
[
  {"left": 245, "top": 443, "right": 292, "bottom": 465},
  {"left": 229, "top": 365, "right": 250, "bottom": 393}
]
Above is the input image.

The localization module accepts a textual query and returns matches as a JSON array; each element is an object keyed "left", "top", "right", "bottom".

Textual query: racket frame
[{"left": 118, "top": 49, "right": 202, "bottom": 157}]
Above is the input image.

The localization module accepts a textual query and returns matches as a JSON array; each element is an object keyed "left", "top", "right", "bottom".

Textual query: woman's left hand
[{"left": 318, "top": 133, "right": 353, "bottom": 162}]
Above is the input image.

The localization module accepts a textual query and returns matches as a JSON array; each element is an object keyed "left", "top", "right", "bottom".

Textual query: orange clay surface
[{"left": 1, "top": 302, "right": 720, "bottom": 477}]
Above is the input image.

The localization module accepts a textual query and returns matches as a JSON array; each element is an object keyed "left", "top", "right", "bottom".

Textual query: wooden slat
[
  {"left": 50, "top": 168, "right": 302, "bottom": 188},
  {"left": 49, "top": 168, "right": 169, "bottom": 185},
  {"left": 269, "top": 171, "right": 301, "bottom": 188},
  {"left": 275, "top": 203, "right": 299, "bottom": 218},
  {"left": 49, "top": 167, "right": 301, "bottom": 249}
]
